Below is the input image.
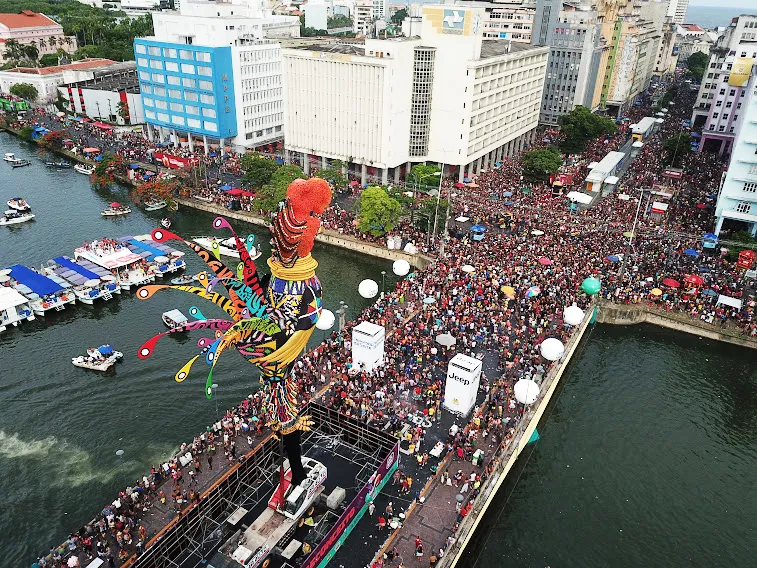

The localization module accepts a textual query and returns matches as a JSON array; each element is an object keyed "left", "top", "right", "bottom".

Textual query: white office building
[
  {"left": 134, "top": 0, "right": 299, "bottom": 152},
  {"left": 666, "top": 0, "right": 689, "bottom": 25},
  {"left": 281, "top": 4, "right": 548, "bottom": 184},
  {"left": 714, "top": 63, "right": 757, "bottom": 236}
]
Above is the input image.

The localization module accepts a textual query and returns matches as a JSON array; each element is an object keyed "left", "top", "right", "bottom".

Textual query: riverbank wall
[
  {"left": 442, "top": 306, "right": 595, "bottom": 568},
  {"left": 596, "top": 301, "right": 757, "bottom": 350},
  {"left": 176, "top": 197, "right": 434, "bottom": 269}
]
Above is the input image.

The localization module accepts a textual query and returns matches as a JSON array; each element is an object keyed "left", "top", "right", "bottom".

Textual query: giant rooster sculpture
[{"left": 136, "top": 177, "right": 332, "bottom": 483}]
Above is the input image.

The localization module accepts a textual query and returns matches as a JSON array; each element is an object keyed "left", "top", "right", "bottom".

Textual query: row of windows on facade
[
  {"left": 144, "top": 110, "right": 218, "bottom": 132},
  {"left": 476, "top": 67, "right": 543, "bottom": 94},
  {"left": 240, "top": 63, "right": 281, "bottom": 77},
  {"left": 471, "top": 106, "right": 536, "bottom": 140},
  {"left": 488, "top": 12, "right": 531, "bottom": 21},
  {"left": 244, "top": 125, "right": 282, "bottom": 138},
  {"left": 473, "top": 86, "right": 541, "bottom": 111},
  {"left": 141, "top": 83, "right": 215, "bottom": 100},
  {"left": 242, "top": 102, "right": 281, "bottom": 115},
  {"left": 486, "top": 22, "right": 531, "bottom": 30},
  {"left": 139, "top": 71, "right": 215, "bottom": 90},
  {"left": 483, "top": 32, "right": 530, "bottom": 39},
  {"left": 137, "top": 58, "right": 213, "bottom": 77},
  {"left": 241, "top": 77, "right": 281, "bottom": 91},
  {"left": 473, "top": 56, "right": 544, "bottom": 79},
  {"left": 241, "top": 89, "right": 282, "bottom": 103},
  {"left": 144, "top": 97, "right": 221, "bottom": 117},
  {"left": 136, "top": 44, "right": 212, "bottom": 62},
  {"left": 240, "top": 49, "right": 279, "bottom": 63}
]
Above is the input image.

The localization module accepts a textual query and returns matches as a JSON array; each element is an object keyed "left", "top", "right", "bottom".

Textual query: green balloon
[{"left": 581, "top": 277, "right": 601, "bottom": 296}]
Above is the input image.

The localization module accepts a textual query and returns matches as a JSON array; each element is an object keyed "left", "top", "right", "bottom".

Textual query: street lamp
[
  {"left": 413, "top": 170, "right": 442, "bottom": 224},
  {"left": 337, "top": 301, "right": 349, "bottom": 331},
  {"left": 381, "top": 270, "right": 386, "bottom": 296},
  {"left": 617, "top": 188, "right": 647, "bottom": 280},
  {"left": 431, "top": 164, "right": 446, "bottom": 245}
]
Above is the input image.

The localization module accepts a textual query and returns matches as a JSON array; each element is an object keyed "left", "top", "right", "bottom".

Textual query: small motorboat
[
  {"left": 7, "top": 198, "right": 31, "bottom": 212},
  {"left": 170, "top": 273, "right": 198, "bottom": 286},
  {"left": 161, "top": 217, "right": 171, "bottom": 229},
  {"left": 74, "top": 164, "right": 95, "bottom": 175},
  {"left": 162, "top": 309, "right": 188, "bottom": 329},
  {"left": 3, "top": 153, "right": 17, "bottom": 162},
  {"left": 45, "top": 160, "right": 71, "bottom": 169},
  {"left": 72, "top": 344, "right": 123, "bottom": 372},
  {"left": 0, "top": 210, "right": 35, "bottom": 226},
  {"left": 7, "top": 154, "right": 31, "bottom": 167},
  {"left": 144, "top": 199, "right": 167, "bottom": 211},
  {"left": 192, "top": 236, "right": 262, "bottom": 259},
  {"left": 101, "top": 202, "right": 131, "bottom": 216}
]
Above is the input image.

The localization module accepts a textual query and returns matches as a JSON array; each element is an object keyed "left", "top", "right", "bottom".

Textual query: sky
[{"left": 688, "top": 0, "right": 755, "bottom": 7}]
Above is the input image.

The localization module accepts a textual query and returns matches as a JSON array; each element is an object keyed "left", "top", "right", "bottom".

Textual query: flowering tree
[
  {"left": 130, "top": 179, "right": 180, "bottom": 207},
  {"left": 91, "top": 153, "right": 127, "bottom": 189},
  {"left": 40, "top": 130, "right": 66, "bottom": 150}
]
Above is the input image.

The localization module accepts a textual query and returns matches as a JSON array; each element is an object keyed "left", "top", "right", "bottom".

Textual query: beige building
[{"left": 0, "top": 11, "right": 77, "bottom": 63}]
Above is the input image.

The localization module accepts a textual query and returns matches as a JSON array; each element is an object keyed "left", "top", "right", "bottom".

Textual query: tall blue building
[{"left": 134, "top": 38, "right": 238, "bottom": 150}]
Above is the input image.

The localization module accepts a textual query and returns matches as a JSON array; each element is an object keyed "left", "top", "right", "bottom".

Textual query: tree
[
  {"left": 357, "top": 186, "right": 402, "bottom": 236},
  {"left": 315, "top": 166, "right": 349, "bottom": 192},
  {"left": 662, "top": 132, "right": 692, "bottom": 167},
  {"left": 406, "top": 164, "right": 441, "bottom": 193},
  {"left": 40, "top": 130, "right": 66, "bottom": 149},
  {"left": 18, "top": 125, "right": 34, "bottom": 141},
  {"left": 9, "top": 83, "right": 38, "bottom": 102},
  {"left": 686, "top": 51, "right": 708, "bottom": 82},
  {"left": 391, "top": 8, "right": 408, "bottom": 24},
  {"left": 24, "top": 41, "right": 39, "bottom": 62},
  {"left": 557, "top": 106, "right": 617, "bottom": 154},
  {"left": 255, "top": 164, "right": 307, "bottom": 212},
  {"left": 3, "top": 39, "right": 22, "bottom": 61},
  {"left": 39, "top": 53, "right": 60, "bottom": 67},
  {"left": 116, "top": 100, "right": 130, "bottom": 123},
  {"left": 522, "top": 148, "right": 563, "bottom": 179},
  {"left": 327, "top": 15, "right": 352, "bottom": 29},
  {"left": 241, "top": 153, "right": 280, "bottom": 188},
  {"left": 416, "top": 197, "right": 449, "bottom": 234}
]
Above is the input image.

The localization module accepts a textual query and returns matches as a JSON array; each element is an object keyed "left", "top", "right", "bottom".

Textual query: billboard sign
[{"left": 153, "top": 152, "right": 199, "bottom": 170}]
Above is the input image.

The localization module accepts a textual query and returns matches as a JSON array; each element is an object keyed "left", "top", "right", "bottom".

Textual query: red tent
[
  {"left": 227, "top": 188, "right": 243, "bottom": 196},
  {"left": 241, "top": 190, "right": 255, "bottom": 197},
  {"left": 92, "top": 121, "right": 114, "bottom": 130}
]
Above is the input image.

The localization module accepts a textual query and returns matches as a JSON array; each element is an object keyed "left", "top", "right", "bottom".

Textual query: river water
[
  {"left": 0, "top": 133, "right": 395, "bottom": 566},
  {"left": 468, "top": 323, "right": 757, "bottom": 568},
  {"left": 2, "top": 133, "right": 757, "bottom": 568}
]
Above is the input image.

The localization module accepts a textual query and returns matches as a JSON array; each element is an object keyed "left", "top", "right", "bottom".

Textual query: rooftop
[
  {"left": 480, "top": 39, "right": 538, "bottom": 59},
  {"left": 680, "top": 23, "right": 704, "bottom": 32},
  {"left": 287, "top": 42, "right": 366, "bottom": 56},
  {"left": 65, "top": 63, "right": 141, "bottom": 94},
  {"left": 5, "top": 58, "right": 118, "bottom": 76},
  {"left": 0, "top": 10, "right": 58, "bottom": 30}
]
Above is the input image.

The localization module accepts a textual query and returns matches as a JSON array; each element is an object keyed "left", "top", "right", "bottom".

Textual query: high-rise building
[
  {"left": 714, "top": 60, "right": 757, "bottom": 235},
  {"left": 666, "top": 0, "right": 689, "bottom": 25},
  {"left": 134, "top": 0, "right": 299, "bottom": 153},
  {"left": 692, "top": 14, "right": 757, "bottom": 155},
  {"left": 281, "top": 5, "right": 548, "bottom": 184},
  {"left": 457, "top": 0, "right": 536, "bottom": 43},
  {"left": 532, "top": 0, "right": 606, "bottom": 124}
]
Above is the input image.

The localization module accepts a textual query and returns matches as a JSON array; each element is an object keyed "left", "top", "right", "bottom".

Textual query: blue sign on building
[{"left": 134, "top": 39, "right": 237, "bottom": 140}]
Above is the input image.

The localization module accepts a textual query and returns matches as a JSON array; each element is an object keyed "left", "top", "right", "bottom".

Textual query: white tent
[
  {"left": 716, "top": 295, "right": 743, "bottom": 310},
  {"left": 566, "top": 191, "right": 593, "bottom": 205},
  {"left": 605, "top": 175, "right": 620, "bottom": 185}
]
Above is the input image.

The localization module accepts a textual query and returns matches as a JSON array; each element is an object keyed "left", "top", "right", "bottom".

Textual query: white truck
[{"left": 232, "top": 457, "right": 327, "bottom": 568}]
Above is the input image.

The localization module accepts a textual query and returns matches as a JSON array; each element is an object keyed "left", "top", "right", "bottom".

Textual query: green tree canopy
[
  {"left": 315, "top": 166, "right": 349, "bottom": 192},
  {"left": 557, "top": 106, "right": 617, "bottom": 154},
  {"left": 406, "top": 164, "right": 442, "bottom": 193},
  {"left": 255, "top": 164, "right": 307, "bottom": 212},
  {"left": 39, "top": 53, "right": 61, "bottom": 67},
  {"left": 357, "top": 186, "right": 402, "bottom": 236},
  {"left": 9, "top": 83, "right": 39, "bottom": 102},
  {"left": 391, "top": 8, "right": 408, "bottom": 24},
  {"left": 522, "top": 148, "right": 563, "bottom": 179},
  {"left": 241, "top": 153, "right": 279, "bottom": 188},
  {"left": 662, "top": 132, "right": 692, "bottom": 167},
  {"left": 415, "top": 198, "right": 449, "bottom": 234},
  {"left": 686, "top": 51, "right": 708, "bottom": 82}
]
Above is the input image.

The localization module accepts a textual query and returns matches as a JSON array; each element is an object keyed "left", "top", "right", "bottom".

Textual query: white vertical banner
[
  {"left": 443, "top": 354, "right": 483, "bottom": 415},
  {"left": 351, "top": 321, "right": 386, "bottom": 373}
]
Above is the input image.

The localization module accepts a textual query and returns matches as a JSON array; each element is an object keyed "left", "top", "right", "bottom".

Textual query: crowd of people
[{"left": 22, "top": 71, "right": 757, "bottom": 568}]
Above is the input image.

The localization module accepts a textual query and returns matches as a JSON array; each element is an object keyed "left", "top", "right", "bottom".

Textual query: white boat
[
  {"left": 123, "top": 235, "right": 186, "bottom": 278},
  {"left": 72, "top": 345, "right": 123, "bottom": 372},
  {"left": 3, "top": 153, "right": 17, "bottom": 162},
  {"left": 7, "top": 198, "right": 31, "bottom": 212},
  {"left": 4, "top": 153, "right": 30, "bottom": 166},
  {"left": 162, "top": 309, "right": 188, "bottom": 329},
  {"left": 192, "top": 236, "right": 262, "bottom": 260},
  {"left": 101, "top": 202, "right": 131, "bottom": 216},
  {"left": 144, "top": 199, "right": 167, "bottom": 211},
  {"left": 42, "top": 258, "right": 116, "bottom": 305},
  {"left": 161, "top": 217, "right": 171, "bottom": 229},
  {"left": 0, "top": 210, "right": 35, "bottom": 226},
  {"left": 6, "top": 264, "right": 77, "bottom": 316},
  {"left": 170, "top": 273, "right": 198, "bottom": 286},
  {"left": 0, "top": 284, "right": 36, "bottom": 334},
  {"left": 74, "top": 164, "right": 95, "bottom": 175},
  {"left": 74, "top": 240, "right": 155, "bottom": 291}
]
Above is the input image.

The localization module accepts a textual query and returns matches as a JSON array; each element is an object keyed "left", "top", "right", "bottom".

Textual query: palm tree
[
  {"left": 4, "top": 38, "right": 22, "bottom": 62},
  {"left": 24, "top": 42, "right": 39, "bottom": 63},
  {"left": 62, "top": 37, "right": 69, "bottom": 49},
  {"left": 38, "top": 37, "right": 46, "bottom": 51}
]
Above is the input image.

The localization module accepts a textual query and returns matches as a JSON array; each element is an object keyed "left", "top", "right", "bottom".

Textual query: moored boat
[
  {"left": 0, "top": 210, "right": 34, "bottom": 226},
  {"left": 101, "top": 202, "right": 131, "bottom": 217},
  {"left": 43, "top": 256, "right": 118, "bottom": 304},
  {"left": 6, "top": 264, "right": 76, "bottom": 316},
  {"left": 45, "top": 160, "right": 71, "bottom": 169},
  {"left": 4, "top": 153, "right": 30, "bottom": 167},
  {"left": 144, "top": 199, "right": 167, "bottom": 211},
  {"left": 74, "top": 239, "right": 155, "bottom": 291},
  {"left": 0, "top": 282, "right": 36, "bottom": 334},
  {"left": 170, "top": 273, "right": 199, "bottom": 285},
  {"left": 7, "top": 198, "right": 31, "bottom": 212},
  {"left": 74, "top": 164, "right": 95, "bottom": 175},
  {"left": 122, "top": 234, "right": 186, "bottom": 278},
  {"left": 162, "top": 309, "right": 188, "bottom": 329}
]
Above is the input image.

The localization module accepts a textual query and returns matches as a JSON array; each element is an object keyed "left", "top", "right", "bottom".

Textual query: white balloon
[
  {"left": 393, "top": 259, "right": 410, "bottom": 276},
  {"left": 514, "top": 379, "right": 540, "bottom": 405},
  {"left": 540, "top": 337, "right": 565, "bottom": 361},
  {"left": 358, "top": 279, "right": 379, "bottom": 299},
  {"left": 315, "top": 308, "right": 335, "bottom": 330},
  {"left": 563, "top": 304, "right": 585, "bottom": 327}
]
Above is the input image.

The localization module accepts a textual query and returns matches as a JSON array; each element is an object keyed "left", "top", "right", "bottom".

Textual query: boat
[
  {"left": 121, "top": 234, "right": 186, "bottom": 278},
  {"left": 4, "top": 153, "right": 30, "bottom": 166},
  {"left": 74, "top": 164, "right": 95, "bottom": 175},
  {"left": 7, "top": 198, "right": 31, "bottom": 212},
  {"left": 69, "top": 257, "right": 121, "bottom": 295},
  {"left": 6, "top": 264, "right": 76, "bottom": 316},
  {"left": 45, "top": 160, "right": 71, "bottom": 169},
  {"left": 101, "top": 202, "right": 131, "bottom": 217},
  {"left": 0, "top": 282, "right": 36, "bottom": 334},
  {"left": 144, "top": 199, "right": 167, "bottom": 211},
  {"left": 74, "top": 240, "right": 155, "bottom": 291},
  {"left": 192, "top": 236, "right": 262, "bottom": 260},
  {"left": 72, "top": 344, "right": 123, "bottom": 372},
  {"left": 161, "top": 217, "right": 171, "bottom": 229},
  {"left": 170, "top": 273, "right": 199, "bottom": 285},
  {"left": 162, "top": 309, "right": 188, "bottom": 329},
  {"left": 43, "top": 256, "right": 118, "bottom": 304},
  {"left": 0, "top": 210, "right": 35, "bottom": 226}
]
